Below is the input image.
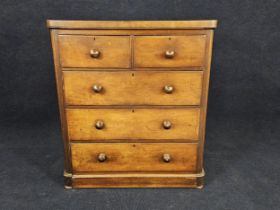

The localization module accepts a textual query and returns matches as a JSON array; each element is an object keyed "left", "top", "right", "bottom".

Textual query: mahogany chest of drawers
[{"left": 47, "top": 20, "right": 217, "bottom": 188}]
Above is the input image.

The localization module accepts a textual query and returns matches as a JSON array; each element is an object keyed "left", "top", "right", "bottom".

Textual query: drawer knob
[
  {"left": 162, "top": 120, "right": 172, "bottom": 129},
  {"left": 92, "top": 84, "right": 103, "bottom": 93},
  {"left": 95, "top": 120, "right": 105, "bottom": 129},
  {"left": 162, "top": 153, "right": 171, "bottom": 163},
  {"left": 163, "top": 85, "right": 174, "bottom": 94},
  {"left": 97, "top": 153, "right": 107, "bottom": 162},
  {"left": 90, "top": 49, "right": 101, "bottom": 58},
  {"left": 165, "top": 50, "right": 175, "bottom": 58}
]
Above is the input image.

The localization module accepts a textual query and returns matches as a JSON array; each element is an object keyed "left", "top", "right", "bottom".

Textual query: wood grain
[
  {"left": 63, "top": 71, "right": 203, "bottom": 105},
  {"left": 134, "top": 36, "right": 206, "bottom": 68},
  {"left": 58, "top": 35, "right": 131, "bottom": 68},
  {"left": 72, "top": 177, "right": 199, "bottom": 188},
  {"left": 49, "top": 30, "right": 73, "bottom": 175},
  {"left": 67, "top": 170, "right": 205, "bottom": 188},
  {"left": 71, "top": 143, "right": 198, "bottom": 173},
  {"left": 57, "top": 29, "right": 210, "bottom": 36},
  {"left": 47, "top": 20, "right": 218, "bottom": 29},
  {"left": 47, "top": 20, "right": 217, "bottom": 188},
  {"left": 67, "top": 108, "right": 200, "bottom": 140},
  {"left": 197, "top": 30, "right": 215, "bottom": 172}
]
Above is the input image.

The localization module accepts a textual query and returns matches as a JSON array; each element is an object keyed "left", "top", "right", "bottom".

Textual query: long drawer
[
  {"left": 71, "top": 143, "right": 198, "bottom": 173},
  {"left": 63, "top": 71, "right": 203, "bottom": 105},
  {"left": 67, "top": 108, "right": 200, "bottom": 140}
]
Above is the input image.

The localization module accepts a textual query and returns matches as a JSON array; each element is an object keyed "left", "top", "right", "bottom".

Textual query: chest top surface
[{"left": 47, "top": 20, "right": 217, "bottom": 29}]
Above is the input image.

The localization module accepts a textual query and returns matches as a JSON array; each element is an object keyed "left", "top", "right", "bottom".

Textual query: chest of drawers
[{"left": 47, "top": 20, "right": 217, "bottom": 188}]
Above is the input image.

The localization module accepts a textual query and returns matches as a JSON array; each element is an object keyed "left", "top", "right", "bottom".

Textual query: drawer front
[
  {"left": 67, "top": 108, "right": 200, "bottom": 140},
  {"left": 63, "top": 71, "right": 203, "bottom": 105},
  {"left": 134, "top": 35, "right": 206, "bottom": 68},
  {"left": 58, "top": 35, "right": 131, "bottom": 68},
  {"left": 71, "top": 143, "right": 198, "bottom": 173}
]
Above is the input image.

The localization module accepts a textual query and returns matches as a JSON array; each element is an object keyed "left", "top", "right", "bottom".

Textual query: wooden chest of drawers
[{"left": 47, "top": 20, "right": 217, "bottom": 188}]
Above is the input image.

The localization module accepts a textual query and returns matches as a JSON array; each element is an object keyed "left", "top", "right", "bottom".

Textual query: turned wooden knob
[
  {"left": 162, "top": 153, "right": 171, "bottom": 162},
  {"left": 97, "top": 153, "right": 107, "bottom": 162},
  {"left": 165, "top": 50, "right": 175, "bottom": 58},
  {"left": 163, "top": 85, "right": 174, "bottom": 94},
  {"left": 92, "top": 84, "right": 103, "bottom": 93},
  {"left": 90, "top": 49, "right": 100, "bottom": 58},
  {"left": 162, "top": 120, "right": 172, "bottom": 129},
  {"left": 95, "top": 120, "right": 105, "bottom": 129}
]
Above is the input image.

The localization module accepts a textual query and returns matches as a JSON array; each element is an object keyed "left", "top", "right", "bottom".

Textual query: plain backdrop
[{"left": 0, "top": 1, "right": 279, "bottom": 210}]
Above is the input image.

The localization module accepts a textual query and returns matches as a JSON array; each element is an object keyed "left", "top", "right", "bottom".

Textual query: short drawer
[
  {"left": 58, "top": 35, "right": 131, "bottom": 68},
  {"left": 71, "top": 143, "right": 198, "bottom": 173},
  {"left": 134, "top": 35, "right": 206, "bottom": 68},
  {"left": 67, "top": 108, "right": 200, "bottom": 140},
  {"left": 63, "top": 71, "right": 203, "bottom": 105}
]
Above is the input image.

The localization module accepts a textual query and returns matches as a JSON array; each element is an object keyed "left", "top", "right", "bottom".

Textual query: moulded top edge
[{"left": 47, "top": 20, "right": 218, "bottom": 30}]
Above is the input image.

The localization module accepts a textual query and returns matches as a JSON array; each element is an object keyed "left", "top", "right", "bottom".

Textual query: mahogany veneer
[{"left": 47, "top": 20, "right": 217, "bottom": 188}]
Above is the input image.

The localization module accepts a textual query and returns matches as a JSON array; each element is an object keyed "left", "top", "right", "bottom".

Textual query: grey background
[{"left": 0, "top": 0, "right": 279, "bottom": 209}]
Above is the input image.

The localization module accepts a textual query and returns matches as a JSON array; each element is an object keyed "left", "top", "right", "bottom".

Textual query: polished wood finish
[
  {"left": 47, "top": 20, "right": 217, "bottom": 29},
  {"left": 49, "top": 30, "right": 72, "bottom": 175},
  {"left": 48, "top": 20, "right": 217, "bottom": 188},
  {"left": 63, "top": 71, "right": 203, "bottom": 105},
  {"left": 66, "top": 170, "right": 204, "bottom": 188},
  {"left": 67, "top": 108, "right": 200, "bottom": 140},
  {"left": 72, "top": 177, "right": 198, "bottom": 188},
  {"left": 71, "top": 143, "right": 198, "bottom": 173},
  {"left": 59, "top": 35, "right": 131, "bottom": 68},
  {"left": 134, "top": 36, "right": 206, "bottom": 68}
]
